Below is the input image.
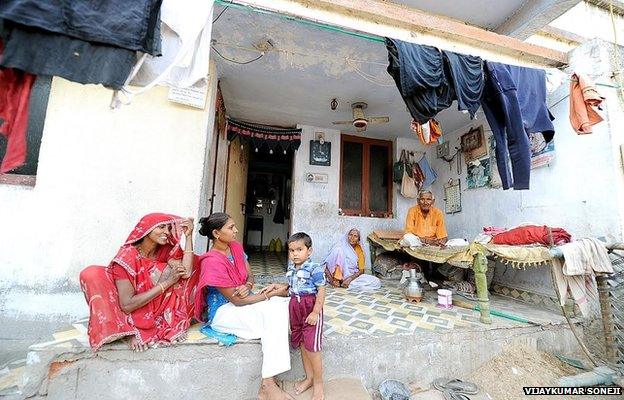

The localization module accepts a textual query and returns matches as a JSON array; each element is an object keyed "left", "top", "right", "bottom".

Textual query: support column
[
  {"left": 473, "top": 250, "right": 492, "bottom": 324},
  {"left": 596, "top": 275, "right": 618, "bottom": 363}
]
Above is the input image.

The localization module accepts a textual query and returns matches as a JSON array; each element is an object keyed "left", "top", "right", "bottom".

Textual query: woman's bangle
[
  {"left": 158, "top": 283, "right": 165, "bottom": 294},
  {"left": 245, "top": 281, "right": 253, "bottom": 289},
  {"left": 184, "top": 250, "right": 193, "bottom": 254}
]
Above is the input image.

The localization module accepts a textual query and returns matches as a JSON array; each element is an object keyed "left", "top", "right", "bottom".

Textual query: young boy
[{"left": 286, "top": 232, "right": 326, "bottom": 400}]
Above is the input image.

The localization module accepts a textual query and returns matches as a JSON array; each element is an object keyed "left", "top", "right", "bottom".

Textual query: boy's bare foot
[
  {"left": 259, "top": 379, "right": 294, "bottom": 400},
  {"left": 311, "top": 383, "right": 324, "bottom": 400},
  {"left": 294, "top": 378, "right": 313, "bottom": 395}
]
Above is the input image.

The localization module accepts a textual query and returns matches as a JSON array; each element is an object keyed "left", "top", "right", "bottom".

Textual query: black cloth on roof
[
  {"left": 385, "top": 38, "right": 484, "bottom": 123},
  {"left": 442, "top": 51, "right": 484, "bottom": 118},
  {"left": 0, "top": 0, "right": 162, "bottom": 55},
  {"left": 385, "top": 38, "right": 454, "bottom": 124},
  {"left": 1, "top": 23, "right": 136, "bottom": 90}
]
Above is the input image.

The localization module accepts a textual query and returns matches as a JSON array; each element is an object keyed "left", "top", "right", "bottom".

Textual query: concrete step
[{"left": 19, "top": 322, "right": 579, "bottom": 400}]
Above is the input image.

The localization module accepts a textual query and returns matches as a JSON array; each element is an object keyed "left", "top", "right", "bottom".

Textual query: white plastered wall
[
  {"left": 0, "top": 73, "right": 217, "bottom": 294},
  {"left": 290, "top": 125, "right": 424, "bottom": 268}
]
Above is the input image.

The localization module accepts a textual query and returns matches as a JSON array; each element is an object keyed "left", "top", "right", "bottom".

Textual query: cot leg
[{"left": 473, "top": 251, "right": 492, "bottom": 324}]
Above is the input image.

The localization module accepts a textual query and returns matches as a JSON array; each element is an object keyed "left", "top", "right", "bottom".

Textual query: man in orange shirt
[{"left": 405, "top": 190, "right": 448, "bottom": 246}]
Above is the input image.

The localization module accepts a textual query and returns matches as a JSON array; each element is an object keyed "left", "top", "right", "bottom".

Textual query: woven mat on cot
[
  {"left": 368, "top": 233, "right": 472, "bottom": 265},
  {"left": 372, "top": 230, "right": 405, "bottom": 240},
  {"left": 481, "top": 243, "right": 553, "bottom": 268}
]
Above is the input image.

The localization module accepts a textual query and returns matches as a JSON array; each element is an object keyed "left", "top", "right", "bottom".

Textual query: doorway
[{"left": 243, "top": 147, "right": 293, "bottom": 257}]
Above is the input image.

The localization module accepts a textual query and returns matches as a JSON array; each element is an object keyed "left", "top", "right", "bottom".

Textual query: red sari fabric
[
  {"left": 491, "top": 225, "right": 572, "bottom": 246},
  {"left": 194, "top": 241, "right": 247, "bottom": 322},
  {"left": 0, "top": 40, "right": 36, "bottom": 173},
  {"left": 79, "top": 213, "right": 199, "bottom": 350}
]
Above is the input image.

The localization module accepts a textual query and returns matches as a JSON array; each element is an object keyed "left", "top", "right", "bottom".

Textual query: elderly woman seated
[{"left": 323, "top": 228, "right": 381, "bottom": 290}]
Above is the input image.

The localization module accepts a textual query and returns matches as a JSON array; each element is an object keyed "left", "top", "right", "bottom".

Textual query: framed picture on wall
[{"left": 309, "top": 140, "right": 331, "bottom": 166}]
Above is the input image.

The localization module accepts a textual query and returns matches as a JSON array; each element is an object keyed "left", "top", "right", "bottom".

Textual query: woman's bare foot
[
  {"left": 311, "top": 382, "right": 324, "bottom": 400},
  {"left": 294, "top": 378, "right": 313, "bottom": 395},
  {"left": 126, "top": 337, "right": 147, "bottom": 352}
]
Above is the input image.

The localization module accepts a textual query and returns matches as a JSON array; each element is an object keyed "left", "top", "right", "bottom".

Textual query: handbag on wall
[
  {"left": 392, "top": 149, "right": 407, "bottom": 183},
  {"left": 400, "top": 169, "right": 419, "bottom": 198}
]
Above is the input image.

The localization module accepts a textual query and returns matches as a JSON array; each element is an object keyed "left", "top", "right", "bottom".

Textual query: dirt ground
[{"left": 369, "top": 338, "right": 622, "bottom": 400}]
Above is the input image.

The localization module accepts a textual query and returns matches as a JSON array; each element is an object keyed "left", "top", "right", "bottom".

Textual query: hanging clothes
[
  {"left": 385, "top": 39, "right": 484, "bottom": 123},
  {"left": 411, "top": 119, "right": 442, "bottom": 145},
  {"left": 385, "top": 39, "right": 453, "bottom": 124},
  {"left": 416, "top": 155, "right": 437, "bottom": 189},
  {"left": 1, "top": 25, "right": 135, "bottom": 90},
  {"left": 442, "top": 51, "right": 484, "bottom": 118},
  {"left": 129, "top": 0, "right": 215, "bottom": 89},
  {"left": 480, "top": 62, "right": 555, "bottom": 190},
  {"left": 0, "top": 39, "right": 35, "bottom": 173},
  {"left": 0, "top": 0, "right": 163, "bottom": 55},
  {"left": 569, "top": 73, "right": 604, "bottom": 134}
]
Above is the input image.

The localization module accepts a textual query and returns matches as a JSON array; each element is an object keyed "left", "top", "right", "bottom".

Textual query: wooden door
[{"left": 224, "top": 136, "right": 249, "bottom": 235}]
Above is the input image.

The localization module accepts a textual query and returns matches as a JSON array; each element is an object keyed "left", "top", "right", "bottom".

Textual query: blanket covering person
[
  {"left": 491, "top": 225, "right": 571, "bottom": 246},
  {"left": 79, "top": 213, "right": 199, "bottom": 350},
  {"left": 323, "top": 229, "right": 381, "bottom": 290}
]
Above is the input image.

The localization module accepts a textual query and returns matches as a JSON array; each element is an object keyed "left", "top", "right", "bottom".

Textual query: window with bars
[{"left": 339, "top": 134, "right": 393, "bottom": 218}]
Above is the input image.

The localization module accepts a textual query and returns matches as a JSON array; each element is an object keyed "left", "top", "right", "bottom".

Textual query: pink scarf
[{"left": 194, "top": 241, "right": 247, "bottom": 321}]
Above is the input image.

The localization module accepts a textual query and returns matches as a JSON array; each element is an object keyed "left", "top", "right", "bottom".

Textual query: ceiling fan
[{"left": 332, "top": 102, "right": 390, "bottom": 132}]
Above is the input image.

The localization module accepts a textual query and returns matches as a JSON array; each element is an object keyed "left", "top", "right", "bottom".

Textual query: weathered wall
[
  {"left": 0, "top": 76, "right": 217, "bottom": 311},
  {"left": 290, "top": 126, "right": 424, "bottom": 268}
]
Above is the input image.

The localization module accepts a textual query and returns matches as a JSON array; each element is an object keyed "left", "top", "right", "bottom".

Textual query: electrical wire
[
  {"left": 211, "top": 45, "right": 265, "bottom": 65},
  {"left": 213, "top": 1, "right": 233, "bottom": 23},
  {"left": 211, "top": 40, "right": 395, "bottom": 86}
]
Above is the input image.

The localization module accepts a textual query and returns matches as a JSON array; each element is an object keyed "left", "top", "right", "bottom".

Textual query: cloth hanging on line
[
  {"left": 385, "top": 39, "right": 453, "bottom": 124},
  {"left": 569, "top": 73, "right": 604, "bottom": 134},
  {"left": 0, "top": 0, "right": 162, "bottom": 89},
  {"left": 226, "top": 118, "right": 302, "bottom": 152},
  {"left": 442, "top": 50, "right": 484, "bottom": 118},
  {"left": 480, "top": 61, "right": 555, "bottom": 190},
  {"left": 0, "top": 24, "right": 136, "bottom": 90},
  {"left": 0, "top": 0, "right": 163, "bottom": 55},
  {"left": 128, "top": 0, "right": 215, "bottom": 91},
  {"left": 385, "top": 38, "right": 483, "bottom": 123},
  {"left": 0, "top": 39, "right": 35, "bottom": 173},
  {"left": 416, "top": 154, "right": 437, "bottom": 189}
]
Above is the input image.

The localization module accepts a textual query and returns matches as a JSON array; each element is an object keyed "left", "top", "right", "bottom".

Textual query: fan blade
[
  {"left": 332, "top": 120, "right": 354, "bottom": 125},
  {"left": 368, "top": 116, "right": 390, "bottom": 124},
  {"left": 356, "top": 126, "right": 366, "bottom": 132}
]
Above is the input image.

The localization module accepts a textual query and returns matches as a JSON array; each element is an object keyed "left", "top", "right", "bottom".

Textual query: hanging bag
[
  {"left": 401, "top": 168, "right": 419, "bottom": 198},
  {"left": 393, "top": 149, "right": 407, "bottom": 183}
]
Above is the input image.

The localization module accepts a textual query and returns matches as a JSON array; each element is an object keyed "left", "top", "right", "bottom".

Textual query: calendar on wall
[{"left": 443, "top": 179, "right": 462, "bottom": 214}]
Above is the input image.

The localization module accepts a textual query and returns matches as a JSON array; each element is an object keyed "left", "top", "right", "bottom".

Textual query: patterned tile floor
[{"left": 0, "top": 252, "right": 565, "bottom": 394}]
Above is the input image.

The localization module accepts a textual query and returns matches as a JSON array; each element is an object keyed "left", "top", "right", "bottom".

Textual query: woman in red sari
[{"left": 79, "top": 213, "right": 199, "bottom": 351}]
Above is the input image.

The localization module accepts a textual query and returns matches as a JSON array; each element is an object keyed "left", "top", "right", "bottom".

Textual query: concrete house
[{"left": 1, "top": 0, "right": 624, "bottom": 398}]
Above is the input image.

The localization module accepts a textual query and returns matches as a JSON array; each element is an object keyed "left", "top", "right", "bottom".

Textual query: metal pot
[{"left": 404, "top": 268, "right": 424, "bottom": 302}]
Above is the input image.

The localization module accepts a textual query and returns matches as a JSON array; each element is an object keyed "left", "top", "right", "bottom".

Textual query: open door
[{"left": 224, "top": 136, "right": 249, "bottom": 236}]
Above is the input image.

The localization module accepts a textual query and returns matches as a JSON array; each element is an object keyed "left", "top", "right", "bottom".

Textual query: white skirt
[{"left": 211, "top": 296, "right": 291, "bottom": 378}]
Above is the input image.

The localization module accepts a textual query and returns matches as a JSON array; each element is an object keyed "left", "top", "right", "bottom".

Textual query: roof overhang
[{"left": 222, "top": 0, "right": 568, "bottom": 67}]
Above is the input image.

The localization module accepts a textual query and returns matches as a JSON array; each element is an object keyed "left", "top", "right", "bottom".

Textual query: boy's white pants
[{"left": 211, "top": 296, "right": 291, "bottom": 378}]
